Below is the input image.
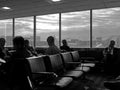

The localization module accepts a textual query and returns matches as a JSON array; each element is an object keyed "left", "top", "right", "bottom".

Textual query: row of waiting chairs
[
  {"left": 26, "top": 51, "right": 96, "bottom": 90},
  {"left": 7, "top": 51, "right": 96, "bottom": 90}
]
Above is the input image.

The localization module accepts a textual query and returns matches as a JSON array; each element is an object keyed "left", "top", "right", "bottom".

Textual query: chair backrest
[
  {"left": 6, "top": 58, "right": 32, "bottom": 89},
  {"left": 71, "top": 51, "right": 81, "bottom": 62},
  {"left": 61, "top": 52, "right": 73, "bottom": 64},
  {"left": 44, "top": 54, "right": 64, "bottom": 75},
  {"left": 60, "top": 52, "right": 75, "bottom": 69},
  {"left": 27, "top": 56, "right": 46, "bottom": 73}
]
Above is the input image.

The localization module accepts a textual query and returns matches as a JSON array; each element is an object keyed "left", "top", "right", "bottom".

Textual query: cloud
[
  {"left": 62, "top": 24, "right": 90, "bottom": 31},
  {"left": 18, "top": 30, "right": 33, "bottom": 36},
  {"left": 92, "top": 7, "right": 120, "bottom": 27},
  {"left": 36, "top": 23, "right": 59, "bottom": 33}
]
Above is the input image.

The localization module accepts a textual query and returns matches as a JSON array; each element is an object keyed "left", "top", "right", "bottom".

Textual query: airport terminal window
[
  {"left": 0, "top": 19, "right": 12, "bottom": 47},
  {"left": 61, "top": 11, "right": 90, "bottom": 48},
  {"left": 93, "top": 7, "right": 120, "bottom": 48},
  {"left": 15, "top": 17, "right": 34, "bottom": 46},
  {"left": 36, "top": 14, "right": 59, "bottom": 47}
]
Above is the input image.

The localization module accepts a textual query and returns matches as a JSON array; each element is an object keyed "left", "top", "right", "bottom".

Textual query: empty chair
[
  {"left": 27, "top": 56, "right": 73, "bottom": 88},
  {"left": 61, "top": 52, "right": 90, "bottom": 72},
  {"left": 44, "top": 54, "right": 83, "bottom": 79},
  {"left": 71, "top": 51, "right": 95, "bottom": 68}
]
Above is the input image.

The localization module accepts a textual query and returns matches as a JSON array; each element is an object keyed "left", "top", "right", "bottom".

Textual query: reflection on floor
[
  {"left": 85, "top": 72, "right": 110, "bottom": 90},
  {"left": 66, "top": 71, "right": 112, "bottom": 90}
]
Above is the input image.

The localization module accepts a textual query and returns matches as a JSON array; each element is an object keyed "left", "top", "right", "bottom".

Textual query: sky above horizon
[{"left": 0, "top": 7, "right": 120, "bottom": 41}]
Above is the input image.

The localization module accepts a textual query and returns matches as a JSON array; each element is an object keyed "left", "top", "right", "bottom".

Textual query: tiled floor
[{"left": 63, "top": 72, "right": 111, "bottom": 90}]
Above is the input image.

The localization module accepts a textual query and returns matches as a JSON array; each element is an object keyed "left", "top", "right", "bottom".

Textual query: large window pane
[
  {"left": 15, "top": 17, "right": 34, "bottom": 46},
  {"left": 36, "top": 14, "right": 59, "bottom": 47},
  {"left": 0, "top": 19, "right": 12, "bottom": 47},
  {"left": 93, "top": 7, "right": 120, "bottom": 48},
  {"left": 61, "top": 11, "right": 90, "bottom": 48}
]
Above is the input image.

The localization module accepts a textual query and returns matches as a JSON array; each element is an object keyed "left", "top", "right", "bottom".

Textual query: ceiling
[{"left": 0, "top": 0, "right": 120, "bottom": 19}]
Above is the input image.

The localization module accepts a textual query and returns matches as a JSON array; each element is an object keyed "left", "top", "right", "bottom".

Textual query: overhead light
[
  {"left": 46, "top": 0, "right": 63, "bottom": 3},
  {"left": 0, "top": 6, "right": 12, "bottom": 11},
  {"left": 51, "top": 0, "right": 61, "bottom": 2},
  {"left": 1, "top": 6, "right": 11, "bottom": 10}
]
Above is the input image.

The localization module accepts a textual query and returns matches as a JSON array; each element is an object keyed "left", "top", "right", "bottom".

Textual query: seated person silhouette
[
  {"left": 104, "top": 40, "right": 118, "bottom": 55},
  {"left": 103, "top": 40, "right": 119, "bottom": 75},
  {"left": 60, "top": 39, "right": 71, "bottom": 52},
  {"left": 1, "top": 36, "right": 32, "bottom": 90},
  {"left": 10, "top": 36, "right": 32, "bottom": 58},
  {"left": 24, "top": 39, "right": 37, "bottom": 56},
  {"left": 0, "top": 38, "right": 10, "bottom": 60},
  {"left": 45, "top": 36, "right": 61, "bottom": 55}
]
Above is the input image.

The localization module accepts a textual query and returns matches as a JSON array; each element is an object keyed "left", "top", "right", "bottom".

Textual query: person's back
[
  {"left": 46, "top": 36, "right": 60, "bottom": 55},
  {"left": 46, "top": 45, "right": 60, "bottom": 55},
  {"left": 24, "top": 39, "right": 38, "bottom": 56},
  {"left": 11, "top": 36, "right": 31, "bottom": 58},
  {"left": 1, "top": 36, "right": 32, "bottom": 90},
  {"left": 5, "top": 58, "right": 32, "bottom": 90},
  {"left": 60, "top": 39, "right": 71, "bottom": 52}
]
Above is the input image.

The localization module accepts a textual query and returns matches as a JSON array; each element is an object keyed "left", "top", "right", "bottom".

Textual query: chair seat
[
  {"left": 56, "top": 77, "right": 73, "bottom": 88},
  {"left": 75, "top": 66, "right": 90, "bottom": 72},
  {"left": 80, "top": 63, "right": 95, "bottom": 67},
  {"left": 64, "top": 70, "right": 83, "bottom": 78},
  {"left": 38, "top": 76, "right": 73, "bottom": 88}
]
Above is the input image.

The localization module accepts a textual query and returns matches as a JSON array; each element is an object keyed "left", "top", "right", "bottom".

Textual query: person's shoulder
[
  {"left": 46, "top": 45, "right": 60, "bottom": 55},
  {"left": 114, "top": 47, "right": 120, "bottom": 51},
  {"left": 104, "top": 47, "right": 108, "bottom": 50},
  {"left": 67, "top": 45, "right": 70, "bottom": 49},
  {"left": 45, "top": 47, "right": 52, "bottom": 54},
  {"left": 54, "top": 45, "right": 59, "bottom": 48},
  {"left": 60, "top": 45, "right": 63, "bottom": 48},
  {"left": 29, "top": 46, "right": 34, "bottom": 49}
]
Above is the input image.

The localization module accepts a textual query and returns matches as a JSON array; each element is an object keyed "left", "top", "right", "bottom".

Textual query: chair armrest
[
  {"left": 32, "top": 72, "right": 58, "bottom": 86},
  {"left": 80, "top": 57, "right": 99, "bottom": 63},
  {"left": 32, "top": 72, "right": 58, "bottom": 78},
  {"left": 0, "top": 58, "right": 6, "bottom": 63},
  {"left": 65, "top": 62, "right": 80, "bottom": 70},
  {"left": 66, "top": 62, "right": 81, "bottom": 64},
  {"left": 33, "top": 72, "right": 56, "bottom": 75},
  {"left": 81, "top": 57, "right": 95, "bottom": 60},
  {"left": 82, "top": 60, "right": 99, "bottom": 63},
  {"left": 116, "top": 76, "right": 120, "bottom": 80}
]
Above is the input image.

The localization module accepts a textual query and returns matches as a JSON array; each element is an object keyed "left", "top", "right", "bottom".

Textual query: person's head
[
  {"left": 13, "top": 36, "right": 25, "bottom": 50},
  {"left": 0, "top": 38, "right": 5, "bottom": 48},
  {"left": 24, "top": 39, "right": 29, "bottom": 47},
  {"left": 47, "top": 36, "right": 55, "bottom": 46},
  {"left": 62, "top": 39, "right": 68, "bottom": 46},
  {"left": 109, "top": 40, "right": 115, "bottom": 48}
]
